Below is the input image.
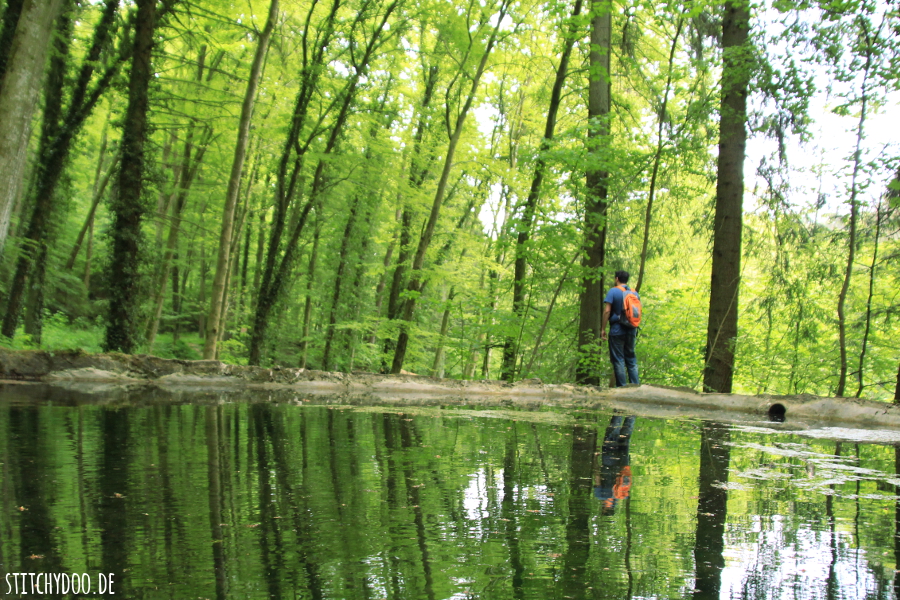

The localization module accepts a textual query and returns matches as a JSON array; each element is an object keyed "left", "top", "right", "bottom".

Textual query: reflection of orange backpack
[
  {"left": 614, "top": 466, "right": 632, "bottom": 499},
  {"left": 616, "top": 286, "right": 642, "bottom": 328}
]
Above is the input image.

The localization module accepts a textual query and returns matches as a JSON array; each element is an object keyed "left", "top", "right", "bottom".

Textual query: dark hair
[{"left": 615, "top": 270, "right": 630, "bottom": 284}]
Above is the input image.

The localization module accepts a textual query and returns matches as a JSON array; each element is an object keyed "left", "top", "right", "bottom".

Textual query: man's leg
[
  {"left": 623, "top": 331, "right": 640, "bottom": 384},
  {"left": 608, "top": 335, "right": 627, "bottom": 387}
]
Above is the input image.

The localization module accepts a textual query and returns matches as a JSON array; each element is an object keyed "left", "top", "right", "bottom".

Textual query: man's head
[{"left": 615, "top": 270, "right": 630, "bottom": 285}]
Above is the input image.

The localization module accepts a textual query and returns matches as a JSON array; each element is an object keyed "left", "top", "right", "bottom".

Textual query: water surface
[{"left": 1, "top": 385, "right": 899, "bottom": 599}]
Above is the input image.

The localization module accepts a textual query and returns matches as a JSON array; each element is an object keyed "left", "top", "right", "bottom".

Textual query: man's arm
[{"left": 600, "top": 302, "right": 611, "bottom": 340}]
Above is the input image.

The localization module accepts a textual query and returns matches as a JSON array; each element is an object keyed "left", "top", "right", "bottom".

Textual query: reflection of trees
[
  {"left": 206, "top": 406, "right": 226, "bottom": 600},
  {"left": 894, "top": 446, "right": 900, "bottom": 600},
  {"left": 692, "top": 422, "right": 731, "bottom": 600},
  {"left": 9, "top": 407, "right": 64, "bottom": 579},
  {"left": 562, "top": 424, "right": 598, "bottom": 599}
]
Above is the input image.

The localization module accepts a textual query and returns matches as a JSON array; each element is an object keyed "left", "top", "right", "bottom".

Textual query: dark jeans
[{"left": 608, "top": 331, "right": 639, "bottom": 387}]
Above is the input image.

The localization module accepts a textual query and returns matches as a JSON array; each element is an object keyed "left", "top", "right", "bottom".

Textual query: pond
[{"left": 1, "top": 384, "right": 900, "bottom": 599}]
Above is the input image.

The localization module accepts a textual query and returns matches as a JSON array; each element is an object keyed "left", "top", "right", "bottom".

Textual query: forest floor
[{"left": 0, "top": 348, "right": 899, "bottom": 432}]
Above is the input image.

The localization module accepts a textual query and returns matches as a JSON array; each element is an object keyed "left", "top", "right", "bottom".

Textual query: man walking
[{"left": 600, "top": 270, "right": 640, "bottom": 386}]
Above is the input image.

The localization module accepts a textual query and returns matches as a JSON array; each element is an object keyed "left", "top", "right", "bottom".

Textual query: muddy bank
[{"left": 1, "top": 348, "right": 898, "bottom": 430}]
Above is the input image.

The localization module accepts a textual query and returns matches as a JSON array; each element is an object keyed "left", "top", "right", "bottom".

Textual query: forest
[{"left": 0, "top": 0, "right": 897, "bottom": 398}]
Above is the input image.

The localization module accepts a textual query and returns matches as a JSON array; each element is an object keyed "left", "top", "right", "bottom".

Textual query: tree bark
[
  {"left": 390, "top": 0, "right": 510, "bottom": 373},
  {"left": 0, "top": 0, "right": 26, "bottom": 82},
  {"left": 0, "top": 0, "right": 63, "bottom": 257},
  {"left": 1, "top": 2, "right": 72, "bottom": 338},
  {"left": 575, "top": 0, "right": 611, "bottom": 385},
  {"left": 104, "top": 0, "right": 157, "bottom": 353},
  {"left": 203, "top": 0, "right": 278, "bottom": 359},
  {"left": 703, "top": 0, "right": 750, "bottom": 393}
]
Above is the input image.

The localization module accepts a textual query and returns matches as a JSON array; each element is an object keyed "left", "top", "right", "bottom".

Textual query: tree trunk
[
  {"left": 204, "top": 0, "right": 278, "bottom": 359},
  {"left": 299, "top": 221, "right": 321, "bottom": 369},
  {"left": 636, "top": 16, "right": 684, "bottom": 292},
  {"left": 895, "top": 361, "right": 900, "bottom": 404},
  {"left": 855, "top": 198, "right": 882, "bottom": 398},
  {"left": 575, "top": 0, "right": 612, "bottom": 385},
  {"left": 103, "top": 0, "right": 157, "bottom": 353},
  {"left": 322, "top": 195, "right": 361, "bottom": 370},
  {"left": 836, "top": 23, "right": 871, "bottom": 397},
  {"left": 390, "top": 0, "right": 510, "bottom": 373},
  {"left": 0, "top": 0, "right": 63, "bottom": 257},
  {"left": 146, "top": 125, "right": 213, "bottom": 349},
  {"left": 1, "top": 2, "right": 72, "bottom": 338},
  {"left": 523, "top": 249, "right": 579, "bottom": 379},
  {"left": 0, "top": 0, "right": 26, "bottom": 82},
  {"left": 703, "top": 0, "right": 750, "bottom": 393},
  {"left": 503, "top": 0, "right": 583, "bottom": 381},
  {"left": 23, "top": 243, "right": 47, "bottom": 343},
  {"left": 66, "top": 147, "right": 120, "bottom": 270}
]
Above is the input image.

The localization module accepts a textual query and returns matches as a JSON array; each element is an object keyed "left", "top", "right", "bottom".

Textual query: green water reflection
[{"left": 1, "top": 388, "right": 900, "bottom": 599}]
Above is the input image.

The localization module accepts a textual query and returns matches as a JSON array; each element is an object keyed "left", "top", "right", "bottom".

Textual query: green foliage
[{"left": 0, "top": 0, "right": 896, "bottom": 397}]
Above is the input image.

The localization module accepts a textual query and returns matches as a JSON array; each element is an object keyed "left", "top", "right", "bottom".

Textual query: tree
[
  {"left": 501, "top": 0, "right": 583, "bottom": 381},
  {"left": 575, "top": 0, "right": 612, "bottom": 385},
  {"left": 0, "top": 0, "right": 64, "bottom": 257},
  {"left": 703, "top": 0, "right": 751, "bottom": 394},
  {"left": 203, "top": 0, "right": 279, "bottom": 359},
  {"left": 104, "top": 0, "right": 165, "bottom": 352},
  {"left": 389, "top": 0, "right": 513, "bottom": 373}
]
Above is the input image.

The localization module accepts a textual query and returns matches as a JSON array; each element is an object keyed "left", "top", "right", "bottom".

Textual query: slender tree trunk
[
  {"left": 299, "top": 221, "right": 321, "bottom": 369},
  {"left": 431, "top": 287, "right": 454, "bottom": 378},
  {"left": 66, "top": 148, "right": 120, "bottom": 270},
  {"left": 703, "top": 0, "right": 751, "bottom": 393},
  {"left": 369, "top": 211, "right": 398, "bottom": 346},
  {"left": 894, "top": 361, "right": 900, "bottom": 404},
  {"left": 146, "top": 125, "right": 212, "bottom": 349},
  {"left": 836, "top": 27, "right": 871, "bottom": 397},
  {"left": 523, "top": 249, "right": 579, "bottom": 379},
  {"left": 0, "top": 0, "right": 64, "bottom": 257},
  {"left": 503, "top": 0, "right": 583, "bottom": 381},
  {"left": 390, "top": 0, "right": 510, "bottom": 373},
  {"left": 104, "top": 0, "right": 157, "bottom": 353},
  {"left": 575, "top": 0, "right": 612, "bottom": 385},
  {"left": 23, "top": 243, "right": 47, "bottom": 342},
  {"left": 636, "top": 16, "right": 684, "bottom": 292},
  {"left": 83, "top": 218, "right": 93, "bottom": 289},
  {"left": 323, "top": 196, "right": 361, "bottom": 370},
  {"left": 855, "top": 198, "right": 882, "bottom": 398},
  {"left": 204, "top": 0, "right": 278, "bottom": 359}
]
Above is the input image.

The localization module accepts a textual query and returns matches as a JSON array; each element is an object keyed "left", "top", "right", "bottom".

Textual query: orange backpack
[{"left": 616, "top": 285, "right": 642, "bottom": 329}]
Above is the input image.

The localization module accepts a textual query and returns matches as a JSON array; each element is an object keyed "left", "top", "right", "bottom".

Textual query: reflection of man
[{"left": 593, "top": 415, "right": 635, "bottom": 515}]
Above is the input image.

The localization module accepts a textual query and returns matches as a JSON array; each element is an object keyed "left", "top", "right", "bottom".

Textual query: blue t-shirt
[{"left": 604, "top": 285, "right": 638, "bottom": 337}]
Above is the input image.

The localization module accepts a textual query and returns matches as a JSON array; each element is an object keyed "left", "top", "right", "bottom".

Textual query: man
[{"left": 600, "top": 270, "right": 640, "bottom": 386}]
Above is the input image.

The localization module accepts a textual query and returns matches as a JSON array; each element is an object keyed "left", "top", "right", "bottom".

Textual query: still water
[{"left": 2, "top": 385, "right": 900, "bottom": 599}]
